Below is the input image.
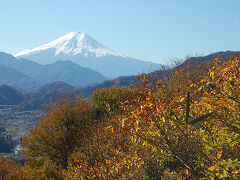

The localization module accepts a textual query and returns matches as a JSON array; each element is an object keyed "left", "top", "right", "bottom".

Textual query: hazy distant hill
[
  {"left": 0, "top": 52, "right": 107, "bottom": 89},
  {"left": 18, "top": 81, "right": 76, "bottom": 110},
  {"left": 0, "top": 52, "right": 41, "bottom": 74},
  {"left": 179, "top": 51, "right": 237, "bottom": 68},
  {"left": 29, "top": 81, "right": 75, "bottom": 97},
  {"left": 30, "top": 60, "right": 106, "bottom": 87},
  {"left": 0, "top": 64, "right": 40, "bottom": 91},
  {"left": 0, "top": 85, "right": 25, "bottom": 105}
]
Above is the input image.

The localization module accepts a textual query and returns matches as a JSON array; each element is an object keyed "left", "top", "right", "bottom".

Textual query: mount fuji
[{"left": 15, "top": 32, "right": 164, "bottom": 78}]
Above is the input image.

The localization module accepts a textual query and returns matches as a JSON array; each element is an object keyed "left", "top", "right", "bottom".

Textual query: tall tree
[{"left": 22, "top": 97, "right": 96, "bottom": 169}]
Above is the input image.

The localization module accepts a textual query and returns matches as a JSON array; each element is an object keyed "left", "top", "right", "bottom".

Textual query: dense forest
[{"left": 0, "top": 53, "right": 239, "bottom": 179}]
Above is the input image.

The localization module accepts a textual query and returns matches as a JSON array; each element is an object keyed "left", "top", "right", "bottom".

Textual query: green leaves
[
  {"left": 188, "top": 113, "right": 213, "bottom": 125},
  {"left": 168, "top": 117, "right": 185, "bottom": 125},
  {"left": 169, "top": 92, "right": 212, "bottom": 126}
]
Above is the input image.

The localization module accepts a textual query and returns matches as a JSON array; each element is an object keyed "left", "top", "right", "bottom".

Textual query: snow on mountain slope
[
  {"left": 15, "top": 32, "right": 164, "bottom": 78},
  {"left": 15, "top": 32, "right": 125, "bottom": 62}
]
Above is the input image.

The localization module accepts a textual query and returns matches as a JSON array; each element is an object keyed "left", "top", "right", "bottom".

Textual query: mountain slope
[
  {"left": 0, "top": 52, "right": 42, "bottom": 72},
  {"left": 0, "top": 85, "right": 25, "bottom": 105},
  {"left": 15, "top": 32, "right": 164, "bottom": 78},
  {"left": 15, "top": 32, "right": 125, "bottom": 62},
  {"left": 0, "top": 64, "right": 41, "bottom": 91},
  {"left": 30, "top": 60, "right": 107, "bottom": 87},
  {"left": 18, "top": 81, "right": 75, "bottom": 110},
  {"left": 29, "top": 81, "right": 75, "bottom": 97},
  {"left": 76, "top": 51, "right": 238, "bottom": 97},
  {"left": 0, "top": 52, "right": 43, "bottom": 76},
  {"left": 0, "top": 52, "right": 107, "bottom": 88}
]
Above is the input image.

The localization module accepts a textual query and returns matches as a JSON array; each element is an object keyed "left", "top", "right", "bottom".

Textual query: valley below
[{"left": 0, "top": 105, "right": 43, "bottom": 158}]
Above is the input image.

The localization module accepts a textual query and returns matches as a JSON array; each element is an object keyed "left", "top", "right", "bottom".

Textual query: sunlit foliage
[
  {"left": 22, "top": 97, "right": 97, "bottom": 169},
  {"left": 15, "top": 53, "right": 240, "bottom": 179},
  {"left": 91, "top": 86, "right": 137, "bottom": 115},
  {"left": 0, "top": 157, "right": 28, "bottom": 180}
]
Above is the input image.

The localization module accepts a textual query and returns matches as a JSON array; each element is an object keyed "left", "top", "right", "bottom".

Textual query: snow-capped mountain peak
[
  {"left": 15, "top": 32, "right": 125, "bottom": 60},
  {"left": 14, "top": 31, "right": 163, "bottom": 78}
]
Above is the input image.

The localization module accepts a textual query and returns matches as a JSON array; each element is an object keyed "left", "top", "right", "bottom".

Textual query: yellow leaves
[
  {"left": 135, "top": 120, "right": 139, "bottom": 132},
  {"left": 115, "top": 166, "right": 119, "bottom": 173},
  {"left": 160, "top": 149, "right": 164, "bottom": 154},
  {"left": 162, "top": 117, "right": 166, "bottom": 123},
  {"left": 105, "top": 125, "right": 114, "bottom": 134},
  {"left": 209, "top": 71, "right": 215, "bottom": 78},
  {"left": 97, "top": 53, "right": 240, "bottom": 179},
  {"left": 121, "top": 118, "right": 125, "bottom": 127},
  {"left": 180, "top": 97, "right": 185, "bottom": 102},
  {"left": 105, "top": 125, "right": 112, "bottom": 130},
  {"left": 208, "top": 166, "right": 216, "bottom": 171},
  {"left": 217, "top": 151, "right": 222, "bottom": 159},
  {"left": 223, "top": 169, "right": 229, "bottom": 177}
]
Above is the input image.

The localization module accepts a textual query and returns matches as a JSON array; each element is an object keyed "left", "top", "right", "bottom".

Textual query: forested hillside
[
  {"left": 0, "top": 53, "right": 239, "bottom": 179},
  {"left": 0, "top": 85, "right": 25, "bottom": 105}
]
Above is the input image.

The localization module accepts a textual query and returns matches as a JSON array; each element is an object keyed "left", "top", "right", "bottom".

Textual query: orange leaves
[
  {"left": 71, "top": 146, "right": 144, "bottom": 179},
  {"left": 105, "top": 125, "right": 114, "bottom": 133},
  {"left": 66, "top": 54, "right": 240, "bottom": 179},
  {"left": 149, "top": 121, "right": 153, "bottom": 130}
]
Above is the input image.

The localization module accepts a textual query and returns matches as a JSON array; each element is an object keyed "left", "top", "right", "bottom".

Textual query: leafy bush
[{"left": 91, "top": 86, "right": 137, "bottom": 115}]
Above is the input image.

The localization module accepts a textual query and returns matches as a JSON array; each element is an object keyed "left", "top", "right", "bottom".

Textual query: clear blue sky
[{"left": 0, "top": 0, "right": 240, "bottom": 64}]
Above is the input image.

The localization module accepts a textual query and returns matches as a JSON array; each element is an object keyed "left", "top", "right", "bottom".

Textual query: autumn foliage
[
  {"left": 0, "top": 157, "right": 28, "bottom": 180},
  {"left": 1, "top": 54, "right": 240, "bottom": 179}
]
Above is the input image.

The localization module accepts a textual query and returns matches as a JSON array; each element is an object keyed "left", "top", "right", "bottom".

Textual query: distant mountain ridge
[
  {"left": 0, "top": 52, "right": 107, "bottom": 91},
  {"left": 17, "top": 51, "right": 236, "bottom": 110},
  {"left": 0, "top": 50, "right": 237, "bottom": 110},
  {"left": 32, "top": 60, "right": 106, "bottom": 87},
  {"left": 29, "top": 81, "right": 75, "bottom": 98},
  {"left": 15, "top": 32, "right": 164, "bottom": 78},
  {"left": 18, "top": 81, "right": 76, "bottom": 110},
  {"left": 0, "top": 64, "right": 40, "bottom": 91}
]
